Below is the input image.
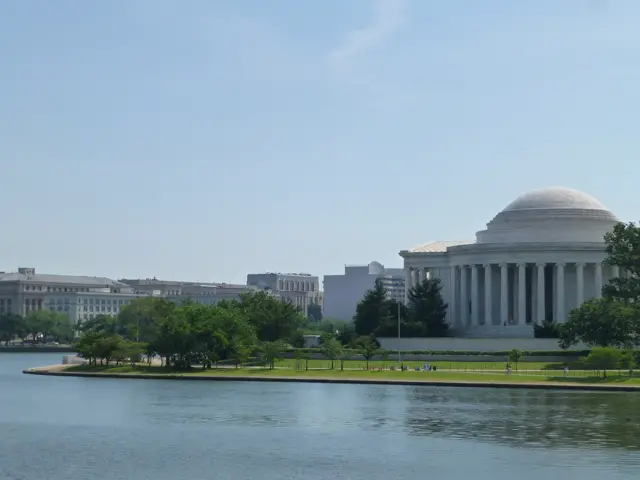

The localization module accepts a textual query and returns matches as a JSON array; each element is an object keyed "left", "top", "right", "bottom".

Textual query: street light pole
[{"left": 397, "top": 302, "right": 401, "bottom": 364}]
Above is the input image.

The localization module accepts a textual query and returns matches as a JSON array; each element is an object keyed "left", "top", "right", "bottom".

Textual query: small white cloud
[{"left": 326, "top": 0, "right": 408, "bottom": 72}]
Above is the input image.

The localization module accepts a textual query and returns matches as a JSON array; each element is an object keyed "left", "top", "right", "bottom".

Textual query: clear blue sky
[{"left": 2, "top": 0, "right": 639, "bottom": 284}]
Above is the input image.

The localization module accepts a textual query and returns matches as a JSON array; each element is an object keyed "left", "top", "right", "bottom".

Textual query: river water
[{"left": 1, "top": 353, "right": 640, "bottom": 480}]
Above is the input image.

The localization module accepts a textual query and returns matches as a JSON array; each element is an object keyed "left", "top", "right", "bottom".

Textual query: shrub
[{"left": 533, "top": 320, "right": 560, "bottom": 338}]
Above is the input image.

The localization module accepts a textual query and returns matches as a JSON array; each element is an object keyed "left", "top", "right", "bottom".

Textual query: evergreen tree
[
  {"left": 374, "top": 299, "right": 410, "bottom": 337},
  {"left": 354, "top": 279, "right": 392, "bottom": 336},
  {"left": 407, "top": 278, "right": 449, "bottom": 337}
]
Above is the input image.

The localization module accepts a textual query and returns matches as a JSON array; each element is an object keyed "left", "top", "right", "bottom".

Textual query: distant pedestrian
[{"left": 563, "top": 366, "right": 569, "bottom": 378}]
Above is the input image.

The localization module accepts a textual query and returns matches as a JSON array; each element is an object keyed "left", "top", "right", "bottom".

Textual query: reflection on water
[
  {"left": 1, "top": 354, "right": 640, "bottom": 480},
  {"left": 405, "top": 388, "right": 640, "bottom": 451}
]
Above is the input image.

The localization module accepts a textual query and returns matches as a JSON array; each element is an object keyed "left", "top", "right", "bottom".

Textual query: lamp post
[{"left": 397, "top": 302, "right": 401, "bottom": 364}]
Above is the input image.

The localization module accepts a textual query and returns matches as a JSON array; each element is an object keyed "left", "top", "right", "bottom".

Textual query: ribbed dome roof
[
  {"left": 475, "top": 187, "right": 619, "bottom": 244},
  {"left": 502, "top": 187, "right": 610, "bottom": 213}
]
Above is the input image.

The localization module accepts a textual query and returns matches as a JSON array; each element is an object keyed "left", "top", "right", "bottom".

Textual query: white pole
[{"left": 397, "top": 302, "right": 401, "bottom": 364}]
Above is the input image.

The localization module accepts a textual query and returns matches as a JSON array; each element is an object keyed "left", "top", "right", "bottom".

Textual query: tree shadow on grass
[
  {"left": 540, "top": 360, "right": 588, "bottom": 370},
  {"left": 548, "top": 374, "right": 637, "bottom": 384}
]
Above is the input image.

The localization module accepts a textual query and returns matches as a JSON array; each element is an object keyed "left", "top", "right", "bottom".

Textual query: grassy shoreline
[{"left": 22, "top": 363, "right": 640, "bottom": 391}]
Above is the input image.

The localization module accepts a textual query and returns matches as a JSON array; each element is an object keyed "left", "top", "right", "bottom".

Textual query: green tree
[
  {"left": 560, "top": 298, "right": 640, "bottom": 349},
  {"left": 23, "top": 310, "right": 72, "bottom": 344},
  {"left": 74, "top": 331, "right": 103, "bottom": 366},
  {"left": 118, "top": 297, "right": 175, "bottom": 342},
  {"left": 230, "top": 291, "right": 305, "bottom": 342},
  {"left": 354, "top": 335, "right": 380, "bottom": 370},
  {"left": 76, "top": 314, "right": 120, "bottom": 335},
  {"left": 152, "top": 307, "right": 195, "bottom": 369},
  {"left": 112, "top": 341, "right": 146, "bottom": 366},
  {"left": 338, "top": 348, "right": 351, "bottom": 371},
  {"left": 183, "top": 302, "right": 230, "bottom": 369},
  {"left": 585, "top": 347, "right": 624, "bottom": 377},
  {"left": 603, "top": 222, "right": 640, "bottom": 302},
  {"left": 74, "top": 299, "right": 260, "bottom": 372},
  {"left": 508, "top": 349, "right": 524, "bottom": 371},
  {"left": 374, "top": 300, "right": 410, "bottom": 337},
  {"left": 0, "top": 314, "right": 24, "bottom": 345},
  {"left": 260, "top": 341, "right": 285, "bottom": 369},
  {"left": 74, "top": 331, "right": 123, "bottom": 366},
  {"left": 621, "top": 349, "right": 637, "bottom": 376},
  {"left": 322, "top": 338, "right": 342, "bottom": 369},
  {"left": 220, "top": 309, "right": 257, "bottom": 368},
  {"left": 407, "top": 278, "right": 449, "bottom": 337},
  {"left": 307, "top": 302, "right": 323, "bottom": 323},
  {"left": 354, "top": 279, "right": 392, "bottom": 336}
]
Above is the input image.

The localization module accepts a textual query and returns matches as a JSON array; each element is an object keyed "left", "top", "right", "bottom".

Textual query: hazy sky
[{"left": 2, "top": 0, "right": 639, "bottom": 284}]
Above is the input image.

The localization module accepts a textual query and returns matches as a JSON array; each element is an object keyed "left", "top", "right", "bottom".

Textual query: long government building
[{"left": 0, "top": 269, "right": 256, "bottom": 325}]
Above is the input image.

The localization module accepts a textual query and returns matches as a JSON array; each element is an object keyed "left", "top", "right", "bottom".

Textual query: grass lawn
[
  {"left": 63, "top": 363, "right": 640, "bottom": 385},
  {"left": 276, "top": 358, "right": 587, "bottom": 372}
]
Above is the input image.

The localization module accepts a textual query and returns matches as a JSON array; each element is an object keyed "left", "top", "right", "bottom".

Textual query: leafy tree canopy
[
  {"left": 71, "top": 291, "right": 307, "bottom": 370},
  {"left": 226, "top": 291, "right": 306, "bottom": 343},
  {"left": 585, "top": 347, "right": 627, "bottom": 372},
  {"left": 560, "top": 298, "right": 640, "bottom": 349},
  {"left": 603, "top": 222, "right": 640, "bottom": 302}
]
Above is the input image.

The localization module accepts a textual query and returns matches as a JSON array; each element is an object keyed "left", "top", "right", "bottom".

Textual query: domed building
[{"left": 399, "top": 187, "right": 622, "bottom": 338}]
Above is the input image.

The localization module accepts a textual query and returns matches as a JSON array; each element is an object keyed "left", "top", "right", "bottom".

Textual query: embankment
[{"left": 22, "top": 365, "right": 640, "bottom": 392}]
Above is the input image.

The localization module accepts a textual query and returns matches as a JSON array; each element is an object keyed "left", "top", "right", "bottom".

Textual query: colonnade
[{"left": 405, "top": 262, "right": 616, "bottom": 328}]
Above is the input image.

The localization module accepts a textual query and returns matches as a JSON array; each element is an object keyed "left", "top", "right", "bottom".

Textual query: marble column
[
  {"left": 460, "top": 266, "right": 469, "bottom": 327},
  {"left": 576, "top": 262, "right": 584, "bottom": 307},
  {"left": 449, "top": 267, "right": 457, "bottom": 326},
  {"left": 404, "top": 268, "right": 412, "bottom": 304},
  {"left": 470, "top": 265, "right": 479, "bottom": 327},
  {"left": 536, "top": 263, "right": 545, "bottom": 324},
  {"left": 500, "top": 263, "right": 509, "bottom": 326},
  {"left": 518, "top": 263, "right": 526, "bottom": 325},
  {"left": 595, "top": 262, "right": 603, "bottom": 299},
  {"left": 416, "top": 268, "right": 423, "bottom": 285},
  {"left": 556, "top": 263, "right": 565, "bottom": 323},
  {"left": 483, "top": 264, "right": 492, "bottom": 327}
]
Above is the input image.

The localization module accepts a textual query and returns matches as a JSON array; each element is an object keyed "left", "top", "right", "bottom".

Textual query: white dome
[
  {"left": 476, "top": 187, "right": 619, "bottom": 244},
  {"left": 502, "top": 187, "right": 610, "bottom": 213}
]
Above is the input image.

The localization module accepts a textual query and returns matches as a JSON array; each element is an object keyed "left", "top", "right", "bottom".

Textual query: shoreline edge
[{"left": 22, "top": 366, "right": 640, "bottom": 392}]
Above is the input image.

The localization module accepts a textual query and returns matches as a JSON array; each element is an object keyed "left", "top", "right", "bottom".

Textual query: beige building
[
  {"left": 246, "top": 272, "right": 323, "bottom": 317},
  {"left": 119, "top": 277, "right": 260, "bottom": 305},
  {"left": 0, "top": 267, "right": 139, "bottom": 325}
]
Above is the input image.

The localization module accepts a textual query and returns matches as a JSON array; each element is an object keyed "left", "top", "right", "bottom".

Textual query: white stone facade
[
  {"left": 400, "top": 187, "right": 622, "bottom": 338},
  {"left": 246, "top": 272, "right": 322, "bottom": 317},
  {"left": 323, "top": 261, "right": 405, "bottom": 321}
]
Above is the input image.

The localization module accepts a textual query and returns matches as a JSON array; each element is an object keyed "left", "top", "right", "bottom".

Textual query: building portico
[{"left": 400, "top": 187, "right": 621, "bottom": 338}]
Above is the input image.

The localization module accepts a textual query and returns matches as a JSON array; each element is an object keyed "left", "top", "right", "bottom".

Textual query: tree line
[
  {"left": 73, "top": 291, "right": 309, "bottom": 369},
  {"left": 0, "top": 310, "right": 72, "bottom": 345},
  {"left": 353, "top": 277, "right": 449, "bottom": 338}
]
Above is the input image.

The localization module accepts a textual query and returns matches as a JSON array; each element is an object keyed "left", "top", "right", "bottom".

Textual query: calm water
[{"left": 1, "top": 354, "right": 640, "bottom": 480}]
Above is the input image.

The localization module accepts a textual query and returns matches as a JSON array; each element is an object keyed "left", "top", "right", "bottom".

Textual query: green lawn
[
  {"left": 63, "top": 363, "right": 640, "bottom": 385},
  {"left": 276, "top": 358, "right": 584, "bottom": 372}
]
